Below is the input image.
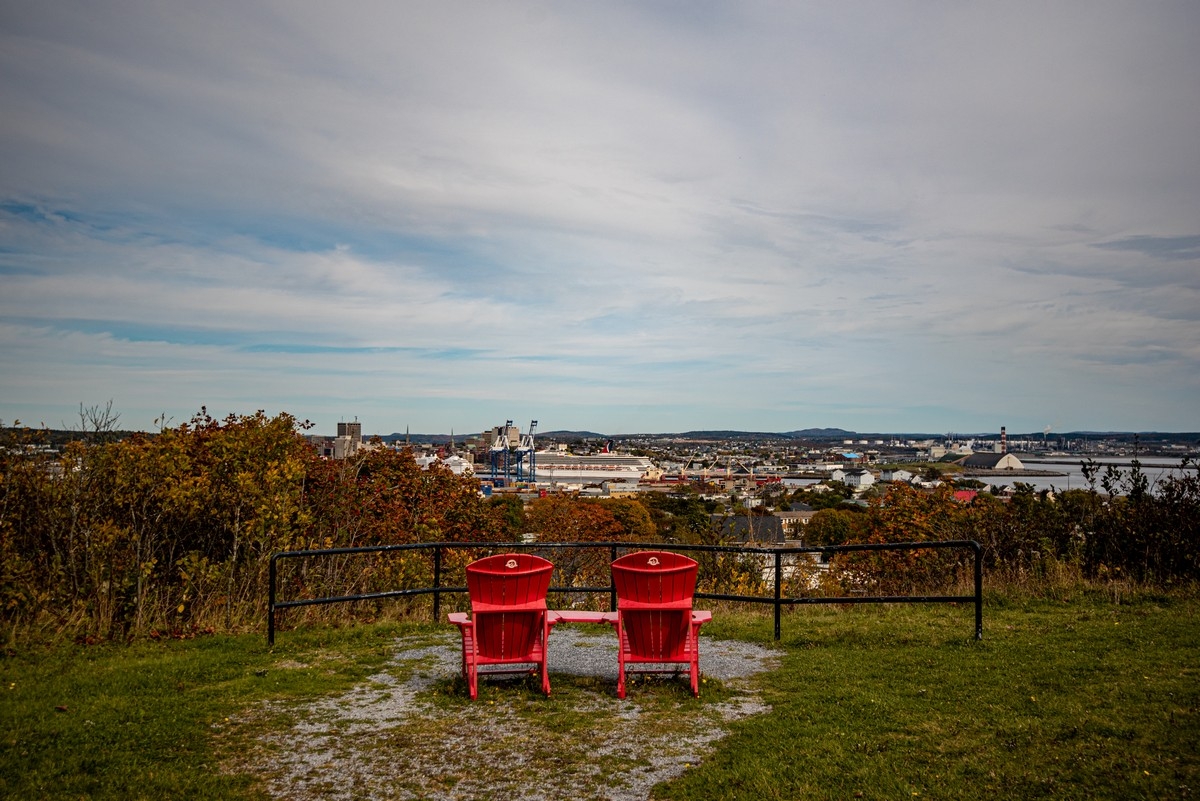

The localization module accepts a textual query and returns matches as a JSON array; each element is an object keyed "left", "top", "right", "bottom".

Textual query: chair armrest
[
  {"left": 691, "top": 610, "right": 713, "bottom": 625},
  {"left": 548, "top": 610, "right": 616, "bottom": 625},
  {"left": 447, "top": 612, "right": 471, "bottom": 627},
  {"left": 471, "top": 600, "right": 549, "bottom": 613},
  {"left": 617, "top": 598, "right": 694, "bottom": 611}
]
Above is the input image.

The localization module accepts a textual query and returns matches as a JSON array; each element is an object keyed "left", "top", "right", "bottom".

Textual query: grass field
[
  {"left": 674, "top": 594, "right": 1200, "bottom": 800},
  {"left": 3, "top": 593, "right": 1198, "bottom": 800}
]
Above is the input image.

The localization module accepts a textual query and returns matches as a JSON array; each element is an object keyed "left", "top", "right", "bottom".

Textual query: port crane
[
  {"left": 488, "top": 419, "right": 538, "bottom": 485},
  {"left": 518, "top": 420, "right": 537, "bottom": 481}
]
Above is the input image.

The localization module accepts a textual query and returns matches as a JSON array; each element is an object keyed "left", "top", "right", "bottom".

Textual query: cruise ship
[
  {"left": 482, "top": 423, "right": 660, "bottom": 486},
  {"left": 530, "top": 451, "right": 660, "bottom": 485}
]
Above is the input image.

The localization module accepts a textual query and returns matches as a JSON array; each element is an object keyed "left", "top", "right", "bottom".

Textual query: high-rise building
[{"left": 333, "top": 420, "right": 363, "bottom": 458}]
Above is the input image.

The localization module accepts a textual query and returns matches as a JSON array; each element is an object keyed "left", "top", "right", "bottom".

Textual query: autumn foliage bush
[
  {"left": 824, "top": 462, "right": 1200, "bottom": 596},
  {"left": 3, "top": 411, "right": 1197, "bottom": 642},
  {"left": 0, "top": 411, "right": 511, "bottom": 640}
]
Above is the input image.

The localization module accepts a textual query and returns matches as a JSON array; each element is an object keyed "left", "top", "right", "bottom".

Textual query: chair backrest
[
  {"left": 466, "top": 553, "right": 553, "bottom": 610},
  {"left": 611, "top": 551, "right": 697, "bottom": 606}
]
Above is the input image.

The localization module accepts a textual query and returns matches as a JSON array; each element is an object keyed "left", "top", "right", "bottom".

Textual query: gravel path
[{"left": 229, "top": 627, "right": 779, "bottom": 800}]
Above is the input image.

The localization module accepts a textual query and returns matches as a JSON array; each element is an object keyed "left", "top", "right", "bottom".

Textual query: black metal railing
[{"left": 268, "top": 540, "right": 982, "bottom": 645}]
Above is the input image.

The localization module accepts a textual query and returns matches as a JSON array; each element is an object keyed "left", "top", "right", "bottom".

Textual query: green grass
[
  {"left": 2, "top": 597, "right": 1198, "bottom": 800},
  {"left": 666, "top": 597, "right": 1200, "bottom": 800},
  {"left": 0, "top": 624, "right": 408, "bottom": 800}
]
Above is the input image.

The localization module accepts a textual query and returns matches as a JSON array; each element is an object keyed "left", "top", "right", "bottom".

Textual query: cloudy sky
[{"left": 2, "top": 2, "right": 1198, "bottom": 436}]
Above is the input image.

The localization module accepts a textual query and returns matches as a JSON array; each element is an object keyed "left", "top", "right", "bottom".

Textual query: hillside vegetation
[{"left": 2, "top": 411, "right": 1198, "bottom": 642}]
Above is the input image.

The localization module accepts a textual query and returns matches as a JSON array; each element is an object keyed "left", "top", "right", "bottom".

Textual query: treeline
[{"left": 2, "top": 411, "right": 1198, "bottom": 641}]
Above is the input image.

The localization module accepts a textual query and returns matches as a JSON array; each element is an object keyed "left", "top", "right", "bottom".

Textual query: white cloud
[{"left": 1, "top": 1, "right": 1198, "bottom": 433}]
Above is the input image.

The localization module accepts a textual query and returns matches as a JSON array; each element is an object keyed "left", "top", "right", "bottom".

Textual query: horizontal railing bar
[
  {"left": 694, "top": 591, "right": 777, "bottom": 604},
  {"left": 781, "top": 594, "right": 977, "bottom": 605},
  {"left": 275, "top": 583, "right": 627, "bottom": 611},
  {"left": 273, "top": 587, "right": 441, "bottom": 609}
]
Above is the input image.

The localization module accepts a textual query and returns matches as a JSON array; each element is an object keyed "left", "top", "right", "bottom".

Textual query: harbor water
[{"left": 970, "top": 456, "right": 1195, "bottom": 493}]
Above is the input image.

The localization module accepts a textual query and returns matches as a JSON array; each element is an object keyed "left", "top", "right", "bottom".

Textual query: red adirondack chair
[
  {"left": 610, "top": 550, "right": 711, "bottom": 698},
  {"left": 447, "top": 553, "right": 554, "bottom": 700}
]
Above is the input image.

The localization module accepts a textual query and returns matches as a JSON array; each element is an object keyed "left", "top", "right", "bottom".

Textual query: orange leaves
[
  {"left": 822, "top": 484, "right": 973, "bottom": 595},
  {"left": 303, "top": 448, "right": 495, "bottom": 548},
  {"left": 863, "top": 483, "right": 966, "bottom": 545},
  {"left": 524, "top": 494, "right": 625, "bottom": 543}
]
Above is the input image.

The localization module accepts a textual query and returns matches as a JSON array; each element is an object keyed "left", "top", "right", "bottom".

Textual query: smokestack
[{"left": 1001, "top": 426, "right": 1007, "bottom": 453}]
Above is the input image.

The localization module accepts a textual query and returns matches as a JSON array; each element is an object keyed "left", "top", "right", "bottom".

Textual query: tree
[
  {"left": 830, "top": 484, "right": 969, "bottom": 594},
  {"left": 524, "top": 494, "right": 625, "bottom": 588},
  {"left": 485, "top": 495, "right": 526, "bottom": 540},
  {"left": 525, "top": 494, "right": 624, "bottom": 543},
  {"left": 638, "top": 490, "right": 720, "bottom": 544},
  {"left": 806, "top": 507, "right": 866, "bottom": 547},
  {"left": 604, "top": 498, "right": 656, "bottom": 541},
  {"left": 76, "top": 400, "right": 122, "bottom": 444},
  {"left": 791, "top": 483, "right": 853, "bottom": 511}
]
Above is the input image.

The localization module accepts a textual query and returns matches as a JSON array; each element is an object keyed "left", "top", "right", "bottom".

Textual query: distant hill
[
  {"left": 784, "top": 428, "right": 856, "bottom": 439},
  {"left": 670, "top": 430, "right": 792, "bottom": 440},
  {"left": 535, "top": 430, "right": 609, "bottom": 441},
  {"left": 375, "top": 432, "right": 456, "bottom": 445}
]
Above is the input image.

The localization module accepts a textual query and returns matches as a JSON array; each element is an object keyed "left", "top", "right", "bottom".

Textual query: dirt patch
[{"left": 224, "top": 629, "right": 778, "bottom": 800}]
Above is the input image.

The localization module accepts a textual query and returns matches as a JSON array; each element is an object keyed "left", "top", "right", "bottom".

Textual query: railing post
[
  {"left": 609, "top": 545, "right": 618, "bottom": 611},
  {"left": 268, "top": 554, "right": 277, "bottom": 646},
  {"left": 973, "top": 540, "right": 983, "bottom": 640},
  {"left": 774, "top": 550, "right": 782, "bottom": 641},
  {"left": 433, "top": 546, "right": 442, "bottom": 624}
]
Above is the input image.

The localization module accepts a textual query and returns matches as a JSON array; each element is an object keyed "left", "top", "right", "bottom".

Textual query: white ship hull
[{"left": 530, "top": 452, "right": 655, "bottom": 485}]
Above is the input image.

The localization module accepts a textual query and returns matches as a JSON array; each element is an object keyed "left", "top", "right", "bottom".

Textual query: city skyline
[{"left": 2, "top": 3, "right": 1198, "bottom": 436}]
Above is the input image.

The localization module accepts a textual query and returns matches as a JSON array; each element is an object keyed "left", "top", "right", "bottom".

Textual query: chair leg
[
  {"left": 465, "top": 628, "right": 478, "bottom": 700},
  {"left": 468, "top": 663, "right": 478, "bottom": 700},
  {"left": 539, "top": 616, "right": 552, "bottom": 696},
  {"left": 689, "top": 622, "right": 701, "bottom": 696},
  {"left": 616, "top": 620, "right": 627, "bottom": 699},
  {"left": 456, "top": 622, "right": 478, "bottom": 700}
]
